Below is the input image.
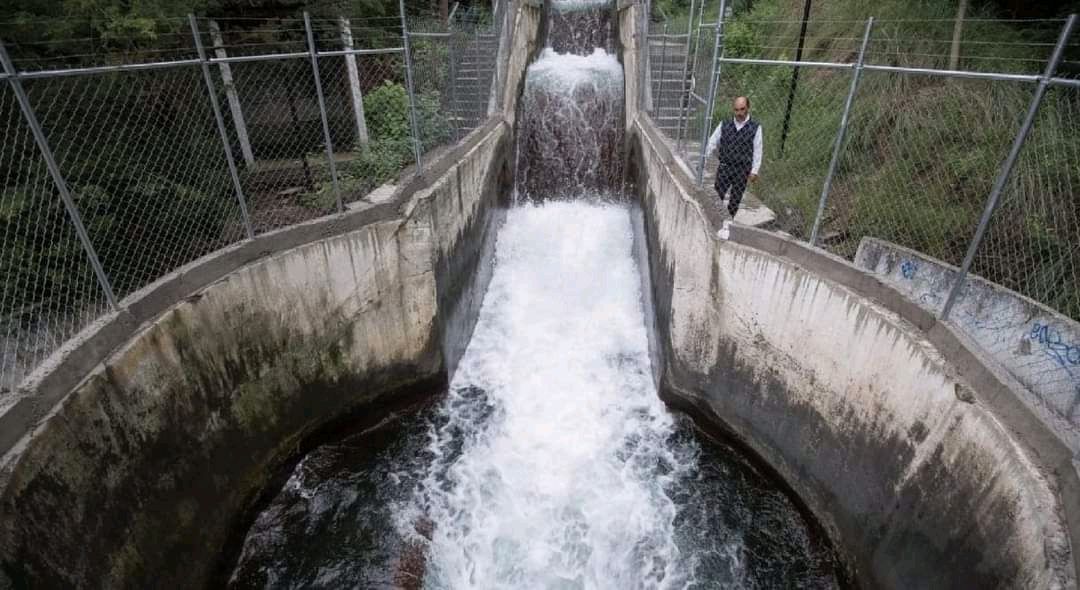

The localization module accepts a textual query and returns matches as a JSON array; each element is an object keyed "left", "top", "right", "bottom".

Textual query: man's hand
[{"left": 748, "top": 173, "right": 759, "bottom": 183}]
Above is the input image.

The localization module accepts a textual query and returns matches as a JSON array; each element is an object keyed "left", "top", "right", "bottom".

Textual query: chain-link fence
[
  {"left": 0, "top": 3, "right": 506, "bottom": 394},
  {"left": 645, "top": 7, "right": 1080, "bottom": 325},
  {"left": 408, "top": 2, "right": 505, "bottom": 149}
]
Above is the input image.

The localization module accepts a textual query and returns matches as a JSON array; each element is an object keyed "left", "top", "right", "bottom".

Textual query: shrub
[{"left": 304, "top": 81, "right": 453, "bottom": 204}]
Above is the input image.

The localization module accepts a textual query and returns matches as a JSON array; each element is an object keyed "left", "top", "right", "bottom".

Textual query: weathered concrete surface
[
  {"left": 410, "top": 122, "right": 512, "bottom": 377},
  {"left": 3, "top": 217, "right": 441, "bottom": 586},
  {"left": 857, "top": 237, "right": 1080, "bottom": 453},
  {"left": 0, "top": 4, "right": 542, "bottom": 577},
  {"left": 630, "top": 114, "right": 1078, "bottom": 588}
]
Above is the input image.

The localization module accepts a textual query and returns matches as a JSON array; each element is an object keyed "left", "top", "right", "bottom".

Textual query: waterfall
[
  {"left": 548, "top": 0, "right": 616, "bottom": 54},
  {"left": 227, "top": 2, "right": 844, "bottom": 587},
  {"left": 515, "top": 49, "right": 625, "bottom": 201},
  {"left": 408, "top": 202, "right": 696, "bottom": 588}
]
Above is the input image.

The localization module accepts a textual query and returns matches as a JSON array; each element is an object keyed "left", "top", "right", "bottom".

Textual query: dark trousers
[{"left": 714, "top": 164, "right": 749, "bottom": 217}]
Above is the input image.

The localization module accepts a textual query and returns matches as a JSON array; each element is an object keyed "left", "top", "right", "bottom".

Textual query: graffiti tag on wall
[
  {"left": 900, "top": 259, "right": 918, "bottom": 280},
  {"left": 1029, "top": 322, "right": 1080, "bottom": 369}
]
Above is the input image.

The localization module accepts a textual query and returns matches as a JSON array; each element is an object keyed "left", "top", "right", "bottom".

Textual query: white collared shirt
[{"left": 705, "top": 117, "right": 764, "bottom": 175}]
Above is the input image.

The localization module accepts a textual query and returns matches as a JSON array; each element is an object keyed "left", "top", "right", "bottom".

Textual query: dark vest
[{"left": 717, "top": 118, "right": 758, "bottom": 169}]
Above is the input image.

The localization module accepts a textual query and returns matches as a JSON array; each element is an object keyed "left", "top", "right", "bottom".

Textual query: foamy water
[
  {"left": 526, "top": 48, "right": 622, "bottom": 89},
  {"left": 550, "top": 0, "right": 613, "bottom": 11},
  {"left": 516, "top": 50, "right": 625, "bottom": 200},
  {"left": 228, "top": 203, "right": 840, "bottom": 589},
  {"left": 405, "top": 202, "right": 699, "bottom": 589}
]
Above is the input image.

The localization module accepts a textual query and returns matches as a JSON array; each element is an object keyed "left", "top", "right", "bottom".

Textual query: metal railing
[
  {"left": 0, "top": 3, "right": 505, "bottom": 393},
  {"left": 645, "top": 8, "right": 1080, "bottom": 325}
]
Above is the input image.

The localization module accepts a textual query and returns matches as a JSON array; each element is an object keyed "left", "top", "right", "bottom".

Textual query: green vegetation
[
  {"left": 666, "top": 0, "right": 1080, "bottom": 318},
  {"left": 0, "top": 0, "right": 463, "bottom": 318},
  {"left": 306, "top": 81, "right": 451, "bottom": 204}
]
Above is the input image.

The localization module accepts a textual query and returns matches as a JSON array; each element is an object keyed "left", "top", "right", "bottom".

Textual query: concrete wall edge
[
  {"left": 0, "top": 115, "right": 509, "bottom": 464},
  {"left": 629, "top": 114, "right": 1080, "bottom": 584}
]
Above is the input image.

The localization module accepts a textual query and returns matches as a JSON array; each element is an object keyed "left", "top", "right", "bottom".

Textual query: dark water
[{"left": 227, "top": 396, "right": 843, "bottom": 589}]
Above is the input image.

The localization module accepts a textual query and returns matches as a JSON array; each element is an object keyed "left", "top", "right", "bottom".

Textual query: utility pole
[
  {"left": 949, "top": 0, "right": 969, "bottom": 70},
  {"left": 779, "top": 0, "right": 812, "bottom": 156}
]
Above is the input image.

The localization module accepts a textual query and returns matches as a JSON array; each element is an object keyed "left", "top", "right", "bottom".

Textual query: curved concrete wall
[
  {"left": 856, "top": 237, "right": 1080, "bottom": 452},
  {"left": 0, "top": 0, "right": 555, "bottom": 574},
  {"left": 0, "top": 3, "right": 545, "bottom": 585},
  {"left": 0, "top": 116, "right": 513, "bottom": 587},
  {"left": 629, "top": 116, "right": 1078, "bottom": 588}
]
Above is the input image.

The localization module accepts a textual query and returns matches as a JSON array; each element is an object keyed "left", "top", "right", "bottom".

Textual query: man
[{"left": 704, "top": 96, "right": 763, "bottom": 219}]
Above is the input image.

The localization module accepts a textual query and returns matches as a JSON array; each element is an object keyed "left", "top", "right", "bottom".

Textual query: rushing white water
[
  {"left": 550, "top": 0, "right": 613, "bottom": 11},
  {"left": 516, "top": 50, "right": 624, "bottom": 200},
  {"left": 403, "top": 201, "right": 699, "bottom": 589},
  {"left": 526, "top": 48, "right": 622, "bottom": 88},
  {"left": 228, "top": 202, "right": 838, "bottom": 588}
]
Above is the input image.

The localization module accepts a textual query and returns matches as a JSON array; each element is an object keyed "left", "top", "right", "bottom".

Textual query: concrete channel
[{"left": 0, "top": 1, "right": 1076, "bottom": 587}]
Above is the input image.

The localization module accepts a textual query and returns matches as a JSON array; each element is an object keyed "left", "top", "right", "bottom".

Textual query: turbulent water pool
[{"left": 227, "top": 201, "right": 843, "bottom": 589}]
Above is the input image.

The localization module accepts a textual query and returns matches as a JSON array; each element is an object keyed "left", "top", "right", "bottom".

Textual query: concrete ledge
[
  {"left": 634, "top": 114, "right": 775, "bottom": 228},
  {"left": 0, "top": 113, "right": 515, "bottom": 590},
  {"left": 628, "top": 113, "right": 1079, "bottom": 588},
  {"left": 0, "top": 3, "right": 543, "bottom": 584},
  {"left": 0, "top": 116, "right": 504, "bottom": 463},
  {"left": 856, "top": 237, "right": 1080, "bottom": 452}
]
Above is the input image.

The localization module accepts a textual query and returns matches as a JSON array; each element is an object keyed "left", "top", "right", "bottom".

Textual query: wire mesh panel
[
  {"left": 223, "top": 57, "right": 337, "bottom": 230},
  {"left": 674, "top": 22, "right": 716, "bottom": 168},
  {"left": 317, "top": 54, "right": 413, "bottom": 204},
  {"left": 306, "top": 17, "right": 413, "bottom": 207},
  {"left": 969, "top": 83, "right": 1080, "bottom": 321},
  {"left": 5, "top": 17, "right": 199, "bottom": 72},
  {"left": 820, "top": 72, "right": 1029, "bottom": 263},
  {"left": 648, "top": 28, "right": 690, "bottom": 132},
  {"left": 865, "top": 17, "right": 1068, "bottom": 75},
  {"left": 408, "top": 9, "right": 501, "bottom": 154},
  {"left": 450, "top": 24, "right": 501, "bottom": 136},
  {"left": 407, "top": 26, "right": 459, "bottom": 152},
  {"left": 23, "top": 67, "right": 247, "bottom": 299},
  {"left": 200, "top": 19, "right": 336, "bottom": 232},
  {"left": 0, "top": 85, "right": 110, "bottom": 394}
]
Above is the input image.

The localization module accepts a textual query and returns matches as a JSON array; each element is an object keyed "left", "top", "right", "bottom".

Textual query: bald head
[{"left": 733, "top": 96, "right": 750, "bottom": 122}]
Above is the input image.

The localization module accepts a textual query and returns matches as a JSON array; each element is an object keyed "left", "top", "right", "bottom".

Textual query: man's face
[{"left": 733, "top": 100, "right": 749, "bottom": 122}]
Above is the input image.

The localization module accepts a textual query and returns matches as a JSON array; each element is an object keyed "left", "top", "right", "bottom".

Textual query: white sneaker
[{"left": 717, "top": 220, "right": 732, "bottom": 240}]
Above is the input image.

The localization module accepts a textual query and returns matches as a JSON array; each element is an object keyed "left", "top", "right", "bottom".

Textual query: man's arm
[
  {"left": 704, "top": 123, "right": 723, "bottom": 160},
  {"left": 750, "top": 125, "right": 763, "bottom": 177}
]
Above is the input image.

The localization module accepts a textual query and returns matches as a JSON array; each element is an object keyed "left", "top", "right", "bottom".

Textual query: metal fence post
[
  {"left": 808, "top": 17, "right": 873, "bottom": 246},
  {"left": 0, "top": 40, "right": 119, "bottom": 309},
  {"left": 940, "top": 14, "right": 1077, "bottom": 320},
  {"left": 447, "top": 26, "right": 459, "bottom": 139},
  {"left": 399, "top": 0, "right": 426, "bottom": 173},
  {"left": 209, "top": 20, "right": 256, "bottom": 167},
  {"left": 304, "top": 12, "right": 344, "bottom": 214},
  {"left": 339, "top": 17, "right": 371, "bottom": 151},
  {"left": 695, "top": 0, "right": 726, "bottom": 186},
  {"left": 189, "top": 15, "right": 255, "bottom": 240}
]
